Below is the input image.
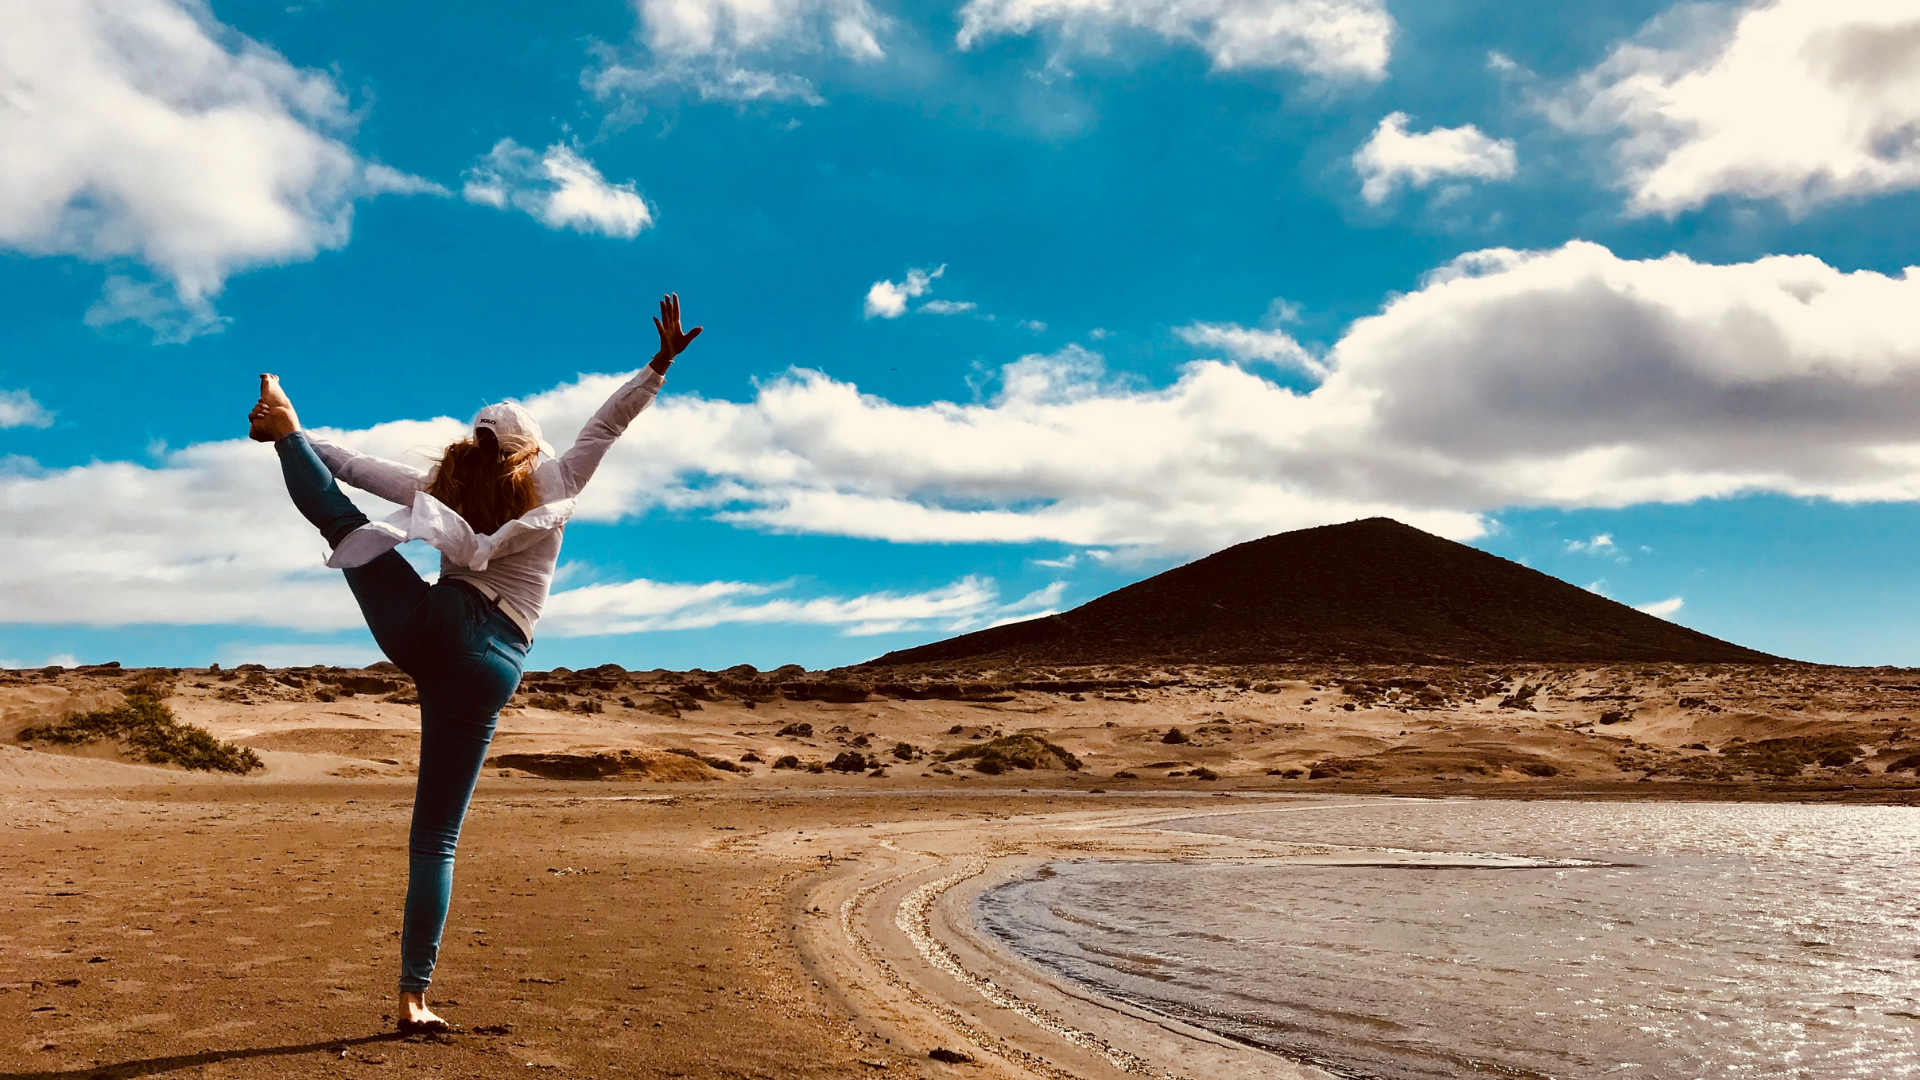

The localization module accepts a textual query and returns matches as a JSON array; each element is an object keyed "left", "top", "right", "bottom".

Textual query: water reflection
[{"left": 976, "top": 801, "right": 1920, "bottom": 1079}]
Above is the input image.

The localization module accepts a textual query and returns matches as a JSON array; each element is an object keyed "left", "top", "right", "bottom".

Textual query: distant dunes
[{"left": 866, "top": 518, "right": 1777, "bottom": 667}]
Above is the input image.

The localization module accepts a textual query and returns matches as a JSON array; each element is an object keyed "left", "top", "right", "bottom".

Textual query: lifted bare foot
[
  {"left": 248, "top": 374, "right": 300, "bottom": 442},
  {"left": 398, "top": 991, "right": 451, "bottom": 1033}
]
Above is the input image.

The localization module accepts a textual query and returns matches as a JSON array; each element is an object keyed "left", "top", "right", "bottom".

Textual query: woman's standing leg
[{"left": 397, "top": 589, "right": 528, "bottom": 1002}]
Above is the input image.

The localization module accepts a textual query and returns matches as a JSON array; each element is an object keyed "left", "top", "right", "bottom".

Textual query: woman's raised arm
[{"left": 547, "top": 293, "right": 702, "bottom": 499}]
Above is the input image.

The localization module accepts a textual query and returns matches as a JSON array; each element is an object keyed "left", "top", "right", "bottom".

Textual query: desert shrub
[
  {"left": 891, "top": 741, "right": 915, "bottom": 761},
  {"left": 636, "top": 698, "right": 680, "bottom": 718},
  {"left": 772, "top": 755, "right": 801, "bottom": 770},
  {"left": 1519, "top": 761, "right": 1559, "bottom": 777},
  {"left": 850, "top": 734, "right": 870, "bottom": 747},
  {"left": 1161, "top": 727, "right": 1190, "bottom": 745},
  {"left": 1720, "top": 735, "right": 1867, "bottom": 778},
  {"left": 666, "top": 748, "right": 748, "bottom": 773},
  {"left": 1113, "top": 771, "right": 1138, "bottom": 779},
  {"left": 20, "top": 694, "right": 262, "bottom": 774},
  {"left": 1883, "top": 753, "right": 1920, "bottom": 773},
  {"left": 1308, "top": 756, "right": 1383, "bottom": 780},
  {"left": 1598, "top": 710, "right": 1633, "bottom": 725},
  {"left": 1818, "top": 748, "right": 1859, "bottom": 768},
  {"left": 1190, "top": 766, "right": 1219, "bottom": 780},
  {"left": 1499, "top": 684, "right": 1538, "bottom": 711},
  {"left": 941, "top": 734, "right": 1082, "bottom": 773},
  {"left": 805, "top": 761, "right": 827, "bottom": 773},
  {"left": 777, "top": 722, "right": 814, "bottom": 738},
  {"left": 571, "top": 699, "right": 604, "bottom": 715},
  {"left": 741, "top": 751, "right": 764, "bottom": 763},
  {"left": 948, "top": 725, "right": 964, "bottom": 735},
  {"left": 828, "top": 751, "right": 871, "bottom": 773}
]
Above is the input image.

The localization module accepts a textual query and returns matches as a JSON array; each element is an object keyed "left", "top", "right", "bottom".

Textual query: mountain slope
[{"left": 866, "top": 518, "right": 1777, "bottom": 666}]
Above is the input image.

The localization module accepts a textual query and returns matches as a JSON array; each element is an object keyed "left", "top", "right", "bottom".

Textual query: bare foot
[
  {"left": 398, "top": 991, "right": 451, "bottom": 1033},
  {"left": 248, "top": 374, "right": 300, "bottom": 442}
]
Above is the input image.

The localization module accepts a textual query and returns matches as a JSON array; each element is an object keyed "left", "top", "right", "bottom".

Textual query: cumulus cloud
[
  {"left": 462, "top": 141, "right": 654, "bottom": 239},
  {"left": 1556, "top": 0, "right": 1920, "bottom": 215},
  {"left": 1175, "top": 321, "right": 1324, "bottom": 375},
  {"left": 14, "top": 240, "right": 1920, "bottom": 628},
  {"left": 541, "top": 574, "right": 1033, "bottom": 638},
  {"left": 590, "top": 0, "right": 887, "bottom": 105},
  {"left": 0, "top": 390, "right": 54, "bottom": 429},
  {"left": 864, "top": 264, "right": 944, "bottom": 318},
  {"left": 919, "top": 299, "right": 979, "bottom": 315},
  {"left": 1353, "top": 112, "right": 1517, "bottom": 204},
  {"left": 0, "top": 0, "right": 435, "bottom": 341},
  {"left": 1637, "top": 596, "right": 1685, "bottom": 619},
  {"left": 955, "top": 0, "right": 1395, "bottom": 80},
  {"left": 1565, "top": 533, "right": 1615, "bottom": 554}
]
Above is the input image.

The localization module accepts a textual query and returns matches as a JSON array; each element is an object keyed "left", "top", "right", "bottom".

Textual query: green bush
[
  {"left": 941, "top": 734, "right": 1082, "bottom": 773},
  {"left": 20, "top": 694, "right": 262, "bottom": 774}
]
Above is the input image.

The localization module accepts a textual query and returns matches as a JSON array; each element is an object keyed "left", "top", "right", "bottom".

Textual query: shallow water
[{"left": 975, "top": 799, "right": 1920, "bottom": 1079}]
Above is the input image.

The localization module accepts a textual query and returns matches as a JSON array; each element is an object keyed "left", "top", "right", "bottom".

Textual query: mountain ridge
[{"left": 864, "top": 518, "right": 1778, "bottom": 667}]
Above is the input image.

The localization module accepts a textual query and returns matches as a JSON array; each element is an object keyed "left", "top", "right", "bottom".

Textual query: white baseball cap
[{"left": 473, "top": 401, "right": 555, "bottom": 458}]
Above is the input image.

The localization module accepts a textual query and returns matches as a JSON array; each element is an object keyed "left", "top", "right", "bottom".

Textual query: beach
[
  {"left": 4, "top": 773, "right": 1338, "bottom": 1079},
  {"left": 7, "top": 662, "right": 1920, "bottom": 1078}
]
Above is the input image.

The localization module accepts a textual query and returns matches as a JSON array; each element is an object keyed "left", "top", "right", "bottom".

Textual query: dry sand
[{"left": 5, "top": 661, "right": 1920, "bottom": 1079}]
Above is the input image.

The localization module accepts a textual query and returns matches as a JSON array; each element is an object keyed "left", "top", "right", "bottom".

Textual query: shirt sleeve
[
  {"left": 542, "top": 366, "right": 666, "bottom": 500},
  {"left": 304, "top": 433, "right": 434, "bottom": 506}
]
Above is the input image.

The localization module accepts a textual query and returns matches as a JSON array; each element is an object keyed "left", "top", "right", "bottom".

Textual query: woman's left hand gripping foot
[{"left": 248, "top": 373, "right": 301, "bottom": 442}]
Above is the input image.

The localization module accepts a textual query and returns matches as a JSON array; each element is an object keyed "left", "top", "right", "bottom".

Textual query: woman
[{"left": 248, "top": 293, "right": 701, "bottom": 1034}]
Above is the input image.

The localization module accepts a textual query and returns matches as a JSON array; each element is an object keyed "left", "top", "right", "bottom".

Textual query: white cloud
[
  {"left": 1565, "top": 533, "right": 1615, "bottom": 554},
  {"left": 0, "top": 653, "right": 81, "bottom": 670},
  {"left": 590, "top": 0, "right": 887, "bottom": 105},
  {"left": 1353, "top": 112, "right": 1517, "bottom": 204},
  {"left": 362, "top": 164, "right": 450, "bottom": 198},
  {"left": 1018, "top": 319, "right": 1048, "bottom": 332},
  {"left": 537, "top": 573, "right": 1034, "bottom": 638},
  {"left": 864, "top": 264, "right": 944, "bottom": 319},
  {"left": 0, "top": 0, "right": 423, "bottom": 341},
  {"left": 0, "top": 389, "right": 54, "bottom": 429},
  {"left": 1636, "top": 596, "right": 1685, "bottom": 619},
  {"left": 1556, "top": 0, "right": 1920, "bottom": 216},
  {"left": 462, "top": 141, "right": 654, "bottom": 239},
  {"left": 15, "top": 240, "right": 1920, "bottom": 628},
  {"left": 919, "top": 299, "right": 978, "bottom": 315},
  {"left": 1176, "top": 321, "right": 1325, "bottom": 376},
  {"left": 955, "top": 0, "right": 1395, "bottom": 80}
]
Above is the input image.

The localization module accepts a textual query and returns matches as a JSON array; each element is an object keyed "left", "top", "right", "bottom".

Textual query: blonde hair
[{"left": 427, "top": 427, "right": 541, "bottom": 534}]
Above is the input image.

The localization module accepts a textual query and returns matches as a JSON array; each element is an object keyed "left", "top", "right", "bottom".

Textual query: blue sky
[{"left": 4, "top": 0, "right": 1920, "bottom": 670}]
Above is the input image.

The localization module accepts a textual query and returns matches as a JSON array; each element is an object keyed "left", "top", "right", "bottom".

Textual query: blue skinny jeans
[{"left": 275, "top": 432, "right": 529, "bottom": 993}]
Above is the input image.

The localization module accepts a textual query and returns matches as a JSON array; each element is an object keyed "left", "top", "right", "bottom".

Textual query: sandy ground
[{"left": 6, "top": 661, "right": 1920, "bottom": 1079}]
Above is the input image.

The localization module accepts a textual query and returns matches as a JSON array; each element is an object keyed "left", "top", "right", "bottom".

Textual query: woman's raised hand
[{"left": 650, "top": 293, "right": 702, "bottom": 372}]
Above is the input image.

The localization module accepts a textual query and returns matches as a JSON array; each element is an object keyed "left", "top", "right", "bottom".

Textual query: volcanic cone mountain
[{"left": 868, "top": 518, "right": 1777, "bottom": 667}]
